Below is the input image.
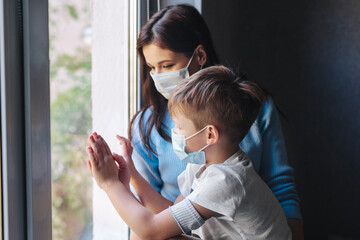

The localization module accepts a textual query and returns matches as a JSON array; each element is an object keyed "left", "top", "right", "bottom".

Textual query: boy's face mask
[
  {"left": 171, "top": 126, "right": 209, "bottom": 165},
  {"left": 150, "top": 50, "right": 196, "bottom": 99}
]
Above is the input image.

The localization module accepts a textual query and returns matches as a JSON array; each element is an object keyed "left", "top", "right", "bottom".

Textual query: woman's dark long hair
[{"left": 129, "top": 4, "right": 219, "bottom": 154}]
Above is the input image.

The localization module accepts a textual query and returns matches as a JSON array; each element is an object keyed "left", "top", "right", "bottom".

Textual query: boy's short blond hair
[{"left": 168, "top": 66, "right": 267, "bottom": 142}]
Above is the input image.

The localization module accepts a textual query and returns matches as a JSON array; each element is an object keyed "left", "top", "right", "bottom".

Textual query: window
[{"left": 1, "top": 1, "right": 200, "bottom": 239}]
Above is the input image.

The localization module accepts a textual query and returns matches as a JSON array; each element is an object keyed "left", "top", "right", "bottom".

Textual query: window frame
[{"left": 0, "top": 0, "right": 51, "bottom": 239}]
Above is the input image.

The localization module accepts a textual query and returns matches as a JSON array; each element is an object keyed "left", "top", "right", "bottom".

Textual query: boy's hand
[
  {"left": 116, "top": 135, "right": 136, "bottom": 173},
  {"left": 113, "top": 153, "right": 131, "bottom": 190},
  {"left": 87, "top": 132, "right": 130, "bottom": 190}
]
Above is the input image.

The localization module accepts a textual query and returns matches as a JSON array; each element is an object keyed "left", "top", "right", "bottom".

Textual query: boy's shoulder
[{"left": 209, "top": 150, "right": 254, "bottom": 174}]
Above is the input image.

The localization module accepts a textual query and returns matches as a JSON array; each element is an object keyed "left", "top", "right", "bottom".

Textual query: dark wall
[{"left": 202, "top": 1, "right": 360, "bottom": 239}]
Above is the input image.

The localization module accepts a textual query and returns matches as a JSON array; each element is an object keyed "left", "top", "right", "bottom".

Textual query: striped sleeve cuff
[{"left": 169, "top": 198, "right": 205, "bottom": 235}]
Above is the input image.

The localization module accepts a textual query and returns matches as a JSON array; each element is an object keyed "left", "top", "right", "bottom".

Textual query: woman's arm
[
  {"left": 129, "top": 110, "right": 165, "bottom": 194},
  {"left": 256, "top": 98, "right": 303, "bottom": 238},
  {"left": 288, "top": 219, "right": 304, "bottom": 240}
]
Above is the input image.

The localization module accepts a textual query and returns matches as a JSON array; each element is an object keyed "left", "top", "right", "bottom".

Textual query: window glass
[{"left": 49, "top": 1, "right": 93, "bottom": 239}]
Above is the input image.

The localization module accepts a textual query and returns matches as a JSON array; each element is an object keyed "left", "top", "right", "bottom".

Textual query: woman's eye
[{"left": 163, "top": 64, "right": 174, "bottom": 69}]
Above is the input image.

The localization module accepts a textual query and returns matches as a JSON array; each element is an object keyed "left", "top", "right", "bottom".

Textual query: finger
[
  {"left": 89, "top": 135, "right": 103, "bottom": 163},
  {"left": 116, "top": 135, "right": 132, "bottom": 156},
  {"left": 120, "top": 136, "right": 133, "bottom": 152},
  {"left": 93, "top": 133, "right": 110, "bottom": 159},
  {"left": 125, "top": 139, "right": 133, "bottom": 152},
  {"left": 86, "top": 146, "right": 98, "bottom": 168},
  {"left": 113, "top": 153, "right": 127, "bottom": 169},
  {"left": 115, "top": 135, "right": 122, "bottom": 141},
  {"left": 113, "top": 152, "right": 125, "bottom": 164},
  {"left": 116, "top": 135, "right": 126, "bottom": 153},
  {"left": 87, "top": 159, "right": 93, "bottom": 177},
  {"left": 116, "top": 135, "right": 128, "bottom": 145},
  {"left": 98, "top": 135, "right": 112, "bottom": 156},
  {"left": 116, "top": 135, "right": 131, "bottom": 144},
  {"left": 88, "top": 134, "right": 93, "bottom": 146}
]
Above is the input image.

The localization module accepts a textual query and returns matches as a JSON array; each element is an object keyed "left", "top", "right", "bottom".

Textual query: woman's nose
[{"left": 153, "top": 68, "right": 162, "bottom": 74}]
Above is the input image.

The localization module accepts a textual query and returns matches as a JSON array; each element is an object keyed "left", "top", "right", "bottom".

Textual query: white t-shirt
[{"left": 177, "top": 150, "right": 292, "bottom": 240}]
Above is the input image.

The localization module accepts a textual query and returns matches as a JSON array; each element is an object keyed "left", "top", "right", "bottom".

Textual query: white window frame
[{"left": 91, "top": 1, "right": 130, "bottom": 239}]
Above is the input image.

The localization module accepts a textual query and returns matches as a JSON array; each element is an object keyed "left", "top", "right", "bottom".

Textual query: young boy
[{"left": 86, "top": 66, "right": 292, "bottom": 239}]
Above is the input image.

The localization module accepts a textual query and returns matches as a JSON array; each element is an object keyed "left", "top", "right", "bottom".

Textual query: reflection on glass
[{"left": 49, "top": 1, "right": 92, "bottom": 239}]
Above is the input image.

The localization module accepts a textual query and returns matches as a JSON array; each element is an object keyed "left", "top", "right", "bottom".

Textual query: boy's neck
[{"left": 204, "top": 141, "right": 240, "bottom": 167}]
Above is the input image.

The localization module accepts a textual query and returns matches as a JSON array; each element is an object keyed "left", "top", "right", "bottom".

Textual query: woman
[{"left": 127, "top": 4, "right": 303, "bottom": 239}]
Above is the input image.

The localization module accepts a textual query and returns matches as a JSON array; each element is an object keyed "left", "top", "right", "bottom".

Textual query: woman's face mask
[
  {"left": 149, "top": 50, "right": 197, "bottom": 99},
  {"left": 171, "top": 126, "right": 209, "bottom": 165}
]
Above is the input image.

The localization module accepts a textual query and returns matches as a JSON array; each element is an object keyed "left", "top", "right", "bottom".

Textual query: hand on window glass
[{"left": 86, "top": 132, "right": 130, "bottom": 191}]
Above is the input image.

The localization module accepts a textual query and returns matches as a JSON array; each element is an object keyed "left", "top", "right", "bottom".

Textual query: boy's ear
[{"left": 206, "top": 125, "right": 219, "bottom": 145}]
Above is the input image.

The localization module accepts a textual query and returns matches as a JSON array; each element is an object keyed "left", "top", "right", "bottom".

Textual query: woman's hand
[{"left": 87, "top": 132, "right": 130, "bottom": 191}]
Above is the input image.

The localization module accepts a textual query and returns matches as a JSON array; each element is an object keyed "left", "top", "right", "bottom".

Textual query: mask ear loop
[
  {"left": 185, "top": 126, "right": 211, "bottom": 154},
  {"left": 186, "top": 49, "right": 197, "bottom": 68},
  {"left": 185, "top": 126, "right": 208, "bottom": 140},
  {"left": 198, "top": 143, "right": 210, "bottom": 152}
]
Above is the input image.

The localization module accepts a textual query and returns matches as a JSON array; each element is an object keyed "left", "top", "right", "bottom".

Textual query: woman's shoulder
[
  {"left": 132, "top": 106, "right": 173, "bottom": 126},
  {"left": 258, "top": 97, "right": 276, "bottom": 120},
  {"left": 131, "top": 107, "right": 153, "bottom": 142},
  {"left": 254, "top": 96, "right": 281, "bottom": 131},
  {"left": 132, "top": 106, "right": 153, "bottom": 123},
  {"left": 131, "top": 106, "right": 173, "bottom": 142}
]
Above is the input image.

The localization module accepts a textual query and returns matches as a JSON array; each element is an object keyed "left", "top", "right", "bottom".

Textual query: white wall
[{"left": 92, "top": 0, "right": 129, "bottom": 239}]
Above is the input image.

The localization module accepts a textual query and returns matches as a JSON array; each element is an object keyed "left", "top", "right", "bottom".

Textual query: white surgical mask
[
  {"left": 171, "top": 126, "right": 209, "bottom": 165},
  {"left": 150, "top": 50, "right": 197, "bottom": 99}
]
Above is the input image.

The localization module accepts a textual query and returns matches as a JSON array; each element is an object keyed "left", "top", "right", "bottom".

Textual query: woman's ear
[
  {"left": 196, "top": 45, "right": 207, "bottom": 66},
  {"left": 206, "top": 125, "right": 219, "bottom": 145}
]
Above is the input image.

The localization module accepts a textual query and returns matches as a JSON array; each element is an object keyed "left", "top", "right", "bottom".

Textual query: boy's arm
[
  {"left": 174, "top": 194, "right": 185, "bottom": 204},
  {"left": 129, "top": 193, "right": 187, "bottom": 240},
  {"left": 130, "top": 169, "right": 174, "bottom": 213},
  {"left": 117, "top": 135, "right": 174, "bottom": 213},
  {"left": 89, "top": 133, "right": 218, "bottom": 238},
  {"left": 88, "top": 133, "right": 183, "bottom": 240},
  {"left": 104, "top": 180, "right": 183, "bottom": 240},
  {"left": 190, "top": 201, "right": 221, "bottom": 220}
]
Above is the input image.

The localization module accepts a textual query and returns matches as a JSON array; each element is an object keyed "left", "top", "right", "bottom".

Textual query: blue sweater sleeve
[
  {"left": 258, "top": 98, "right": 302, "bottom": 220},
  {"left": 131, "top": 109, "right": 163, "bottom": 193}
]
